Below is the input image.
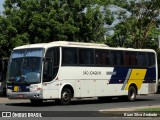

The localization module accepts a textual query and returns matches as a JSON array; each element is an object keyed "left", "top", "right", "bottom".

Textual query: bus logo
[{"left": 2, "top": 112, "right": 11, "bottom": 117}]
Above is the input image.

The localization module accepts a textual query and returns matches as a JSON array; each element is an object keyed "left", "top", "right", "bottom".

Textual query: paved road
[
  {"left": 0, "top": 95, "right": 160, "bottom": 119},
  {"left": 0, "top": 94, "right": 160, "bottom": 111},
  {"left": 0, "top": 95, "right": 160, "bottom": 111}
]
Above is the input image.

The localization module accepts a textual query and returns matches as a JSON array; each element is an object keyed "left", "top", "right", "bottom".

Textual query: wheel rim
[
  {"left": 62, "top": 91, "right": 69, "bottom": 101},
  {"left": 130, "top": 90, "right": 135, "bottom": 99}
]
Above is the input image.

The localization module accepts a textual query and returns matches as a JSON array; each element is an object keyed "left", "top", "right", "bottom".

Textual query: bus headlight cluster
[
  {"left": 7, "top": 89, "right": 12, "bottom": 93},
  {"left": 30, "top": 85, "right": 42, "bottom": 92}
]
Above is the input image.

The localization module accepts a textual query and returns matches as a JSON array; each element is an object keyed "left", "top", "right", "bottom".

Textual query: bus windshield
[{"left": 7, "top": 48, "right": 44, "bottom": 84}]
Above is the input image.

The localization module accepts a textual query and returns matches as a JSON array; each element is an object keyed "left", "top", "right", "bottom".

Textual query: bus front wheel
[
  {"left": 128, "top": 86, "right": 137, "bottom": 102},
  {"left": 56, "top": 88, "right": 72, "bottom": 105}
]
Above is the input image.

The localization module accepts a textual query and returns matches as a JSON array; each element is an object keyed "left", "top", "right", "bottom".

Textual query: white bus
[{"left": 7, "top": 41, "right": 158, "bottom": 105}]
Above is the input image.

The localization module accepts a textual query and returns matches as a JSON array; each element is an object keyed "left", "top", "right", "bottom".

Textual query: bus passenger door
[{"left": 42, "top": 47, "right": 60, "bottom": 99}]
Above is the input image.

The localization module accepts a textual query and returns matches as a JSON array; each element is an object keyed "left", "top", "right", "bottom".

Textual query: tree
[
  {"left": 0, "top": 15, "right": 15, "bottom": 57},
  {"left": 108, "top": 0, "right": 160, "bottom": 49},
  {"left": 0, "top": 0, "right": 114, "bottom": 57}
]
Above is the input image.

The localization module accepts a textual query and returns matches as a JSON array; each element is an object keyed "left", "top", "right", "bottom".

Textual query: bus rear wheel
[
  {"left": 56, "top": 88, "right": 72, "bottom": 105},
  {"left": 128, "top": 86, "right": 136, "bottom": 102}
]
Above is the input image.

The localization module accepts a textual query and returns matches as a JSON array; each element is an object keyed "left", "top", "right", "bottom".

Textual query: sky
[{"left": 0, "top": 0, "right": 4, "bottom": 14}]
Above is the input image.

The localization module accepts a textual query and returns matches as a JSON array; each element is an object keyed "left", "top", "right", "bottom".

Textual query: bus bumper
[{"left": 7, "top": 91, "right": 43, "bottom": 99}]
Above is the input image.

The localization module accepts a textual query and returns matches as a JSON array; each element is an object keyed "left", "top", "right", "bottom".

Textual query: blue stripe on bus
[
  {"left": 109, "top": 67, "right": 156, "bottom": 84},
  {"left": 109, "top": 67, "right": 130, "bottom": 84},
  {"left": 144, "top": 67, "right": 156, "bottom": 83}
]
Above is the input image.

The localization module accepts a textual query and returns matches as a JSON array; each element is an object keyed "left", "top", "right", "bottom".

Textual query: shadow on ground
[{"left": 5, "top": 97, "right": 154, "bottom": 107}]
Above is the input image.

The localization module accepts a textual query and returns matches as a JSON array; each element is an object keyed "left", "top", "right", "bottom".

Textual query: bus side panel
[
  {"left": 139, "top": 66, "right": 157, "bottom": 94},
  {"left": 96, "top": 80, "right": 109, "bottom": 96},
  {"left": 57, "top": 66, "right": 157, "bottom": 98},
  {"left": 138, "top": 84, "right": 150, "bottom": 94},
  {"left": 59, "top": 67, "right": 114, "bottom": 98},
  {"left": 124, "top": 69, "right": 147, "bottom": 90},
  {"left": 97, "top": 84, "right": 126, "bottom": 96},
  {"left": 109, "top": 66, "right": 157, "bottom": 95},
  {"left": 80, "top": 80, "right": 96, "bottom": 97},
  {"left": 42, "top": 82, "right": 60, "bottom": 99}
]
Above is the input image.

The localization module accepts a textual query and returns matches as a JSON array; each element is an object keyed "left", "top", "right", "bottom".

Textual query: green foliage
[
  {"left": 1, "top": 0, "right": 159, "bottom": 58},
  {"left": 136, "top": 107, "right": 160, "bottom": 111},
  {"left": 0, "top": 0, "right": 113, "bottom": 57},
  {"left": 109, "top": 0, "right": 160, "bottom": 49}
]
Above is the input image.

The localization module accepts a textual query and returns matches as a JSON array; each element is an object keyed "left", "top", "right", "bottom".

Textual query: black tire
[
  {"left": 56, "top": 88, "right": 72, "bottom": 105},
  {"left": 30, "top": 99, "right": 43, "bottom": 105},
  {"left": 128, "top": 86, "right": 136, "bottom": 102}
]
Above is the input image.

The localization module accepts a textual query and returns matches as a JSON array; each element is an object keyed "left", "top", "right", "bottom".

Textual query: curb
[{"left": 99, "top": 105, "right": 160, "bottom": 112}]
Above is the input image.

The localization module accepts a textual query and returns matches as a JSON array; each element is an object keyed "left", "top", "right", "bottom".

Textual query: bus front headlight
[
  {"left": 30, "top": 85, "right": 42, "bottom": 92},
  {"left": 7, "top": 89, "right": 12, "bottom": 94}
]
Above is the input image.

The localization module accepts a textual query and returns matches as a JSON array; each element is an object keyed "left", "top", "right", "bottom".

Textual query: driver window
[{"left": 43, "top": 47, "right": 59, "bottom": 82}]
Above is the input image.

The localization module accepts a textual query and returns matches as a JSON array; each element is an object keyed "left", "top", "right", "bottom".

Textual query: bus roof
[
  {"left": 14, "top": 41, "right": 109, "bottom": 49},
  {"left": 13, "top": 41, "right": 156, "bottom": 53}
]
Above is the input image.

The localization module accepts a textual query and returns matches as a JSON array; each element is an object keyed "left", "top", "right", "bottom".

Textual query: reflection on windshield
[{"left": 8, "top": 49, "right": 43, "bottom": 84}]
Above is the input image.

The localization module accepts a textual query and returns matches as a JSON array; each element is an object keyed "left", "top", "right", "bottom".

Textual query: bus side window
[
  {"left": 124, "top": 52, "right": 130, "bottom": 65},
  {"left": 146, "top": 53, "right": 155, "bottom": 66},
  {"left": 62, "top": 48, "right": 77, "bottom": 65},
  {"left": 124, "top": 52, "right": 137, "bottom": 66},
  {"left": 137, "top": 52, "right": 146, "bottom": 67},
  {"left": 130, "top": 52, "right": 137, "bottom": 66},
  {"left": 43, "top": 47, "right": 59, "bottom": 82},
  {"left": 110, "top": 51, "right": 123, "bottom": 66},
  {"left": 95, "top": 50, "right": 109, "bottom": 65},
  {"left": 79, "top": 49, "right": 94, "bottom": 65}
]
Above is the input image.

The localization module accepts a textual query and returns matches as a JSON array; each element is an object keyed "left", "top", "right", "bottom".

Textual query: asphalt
[
  {"left": 0, "top": 97, "right": 29, "bottom": 104},
  {"left": 0, "top": 97, "right": 160, "bottom": 111}
]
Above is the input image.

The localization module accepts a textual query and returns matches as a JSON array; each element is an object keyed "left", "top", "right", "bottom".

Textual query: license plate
[
  {"left": 14, "top": 86, "right": 19, "bottom": 92},
  {"left": 17, "top": 94, "right": 24, "bottom": 98}
]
